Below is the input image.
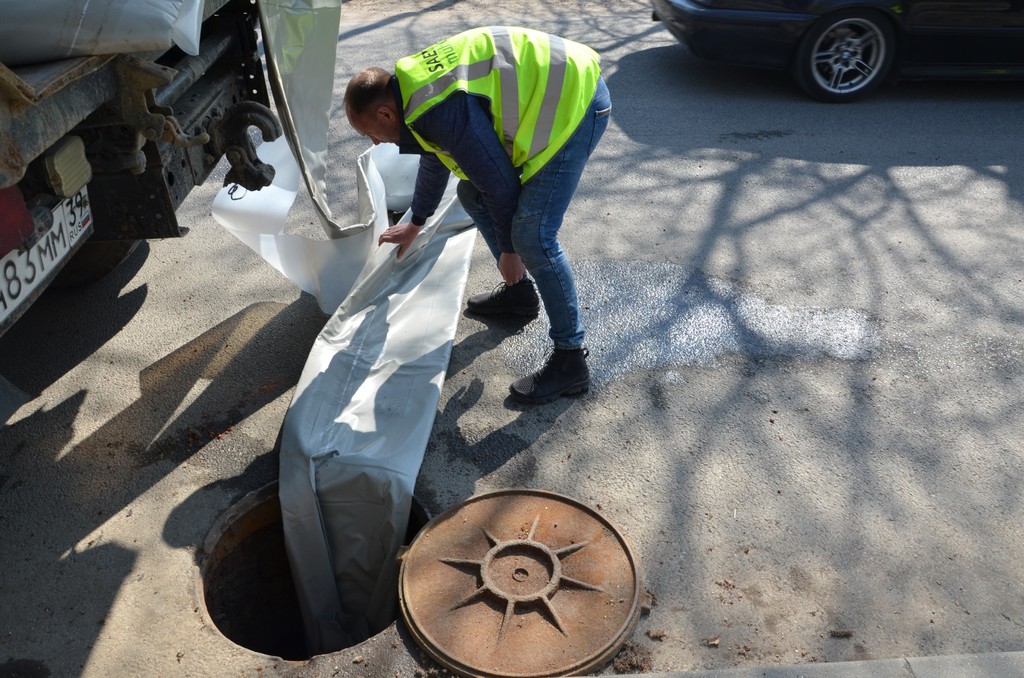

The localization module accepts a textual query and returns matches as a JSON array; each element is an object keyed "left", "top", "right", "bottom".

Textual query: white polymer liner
[
  {"left": 216, "top": 138, "right": 474, "bottom": 655},
  {"left": 209, "top": 0, "right": 476, "bottom": 656},
  {"left": 278, "top": 178, "right": 475, "bottom": 652}
]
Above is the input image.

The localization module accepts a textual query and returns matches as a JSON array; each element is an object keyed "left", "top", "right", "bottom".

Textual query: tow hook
[{"left": 205, "top": 101, "right": 283, "bottom": 191}]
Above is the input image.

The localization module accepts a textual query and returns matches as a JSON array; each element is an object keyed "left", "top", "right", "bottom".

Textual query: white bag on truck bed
[{"left": 0, "top": 0, "right": 202, "bottom": 66}]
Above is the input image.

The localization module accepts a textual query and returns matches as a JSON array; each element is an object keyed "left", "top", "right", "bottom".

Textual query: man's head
[{"left": 344, "top": 67, "right": 401, "bottom": 145}]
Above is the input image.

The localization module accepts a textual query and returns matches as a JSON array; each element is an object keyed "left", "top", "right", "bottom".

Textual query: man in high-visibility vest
[{"left": 344, "top": 26, "right": 611, "bottom": 404}]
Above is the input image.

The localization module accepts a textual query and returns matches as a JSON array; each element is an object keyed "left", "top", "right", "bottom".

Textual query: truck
[{"left": 0, "top": 0, "right": 281, "bottom": 420}]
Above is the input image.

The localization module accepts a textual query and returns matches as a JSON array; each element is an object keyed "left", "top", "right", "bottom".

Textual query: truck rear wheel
[{"left": 52, "top": 239, "right": 141, "bottom": 289}]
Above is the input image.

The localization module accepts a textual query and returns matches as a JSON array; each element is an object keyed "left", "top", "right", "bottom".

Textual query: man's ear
[{"left": 376, "top": 103, "right": 396, "bottom": 122}]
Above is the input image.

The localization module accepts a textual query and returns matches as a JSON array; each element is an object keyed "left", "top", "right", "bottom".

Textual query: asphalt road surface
[{"left": 2, "top": 2, "right": 1023, "bottom": 676}]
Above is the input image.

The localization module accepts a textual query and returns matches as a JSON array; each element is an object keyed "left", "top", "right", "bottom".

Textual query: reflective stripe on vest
[{"left": 395, "top": 27, "right": 599, "bottom": 183}]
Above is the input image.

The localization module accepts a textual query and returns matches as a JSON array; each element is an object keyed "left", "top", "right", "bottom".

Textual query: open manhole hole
[
  {"left": 197, "top": 481, "right": 428, "bottom": 661},
  {"left": 399, "top": 489, "right": 644, "bottom": 677}
]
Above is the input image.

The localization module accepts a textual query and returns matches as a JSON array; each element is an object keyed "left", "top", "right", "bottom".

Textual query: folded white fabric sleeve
[
  {"left": 211, "top": 0, "right": 477, "bottom": 654},
  {"left": 277, "top": 172, "right": 475, "bottom": 653},
  {"left": 256, "top": 0, "right": 352, "bottom": 239},
  {"left": 212, "top": 137, "right": 394, "bottom": 314},
  {"left": 214, "top": 136, "right": 475, "bottom": 654}
]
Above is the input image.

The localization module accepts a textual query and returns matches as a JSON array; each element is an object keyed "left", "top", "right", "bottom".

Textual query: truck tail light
[{"left": 0, "top": 186, "right": 35, "bottom": 258}]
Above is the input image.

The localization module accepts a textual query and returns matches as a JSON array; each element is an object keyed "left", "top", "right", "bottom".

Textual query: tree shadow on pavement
[
  {"left": 0, "top": 241, "right": 150, "bottom": 399},
  {"left": 576, "top": 37, "right": 1024, "bottom": 670},
  {"left": 0, "top": 296, "right": 324, "bottom": 677},
  {"left": 415, "top": 322, "right": 578, "bottom": 514}
]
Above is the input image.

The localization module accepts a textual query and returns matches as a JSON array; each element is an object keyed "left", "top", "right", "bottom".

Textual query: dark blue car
[{"left": 651, "top": 0, "right": 1024, "bottom": 102}]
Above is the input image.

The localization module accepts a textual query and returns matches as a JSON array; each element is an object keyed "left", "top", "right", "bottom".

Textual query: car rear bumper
[{"left": 652, "top": 0, "right": 816, "bottom": 70}]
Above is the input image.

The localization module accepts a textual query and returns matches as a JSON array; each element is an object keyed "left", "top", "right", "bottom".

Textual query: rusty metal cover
[{"left": 399, "top": 489, "right": 643, "bottom": 677}]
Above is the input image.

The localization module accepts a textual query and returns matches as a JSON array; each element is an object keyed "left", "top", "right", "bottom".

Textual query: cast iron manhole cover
[{"left": 399, "top": 489, "right": 643, "bottom": 677}]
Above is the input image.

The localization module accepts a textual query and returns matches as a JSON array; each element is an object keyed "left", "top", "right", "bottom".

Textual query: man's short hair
[{"left": 344, "top": 67, "right": 393, "bottom": 118}]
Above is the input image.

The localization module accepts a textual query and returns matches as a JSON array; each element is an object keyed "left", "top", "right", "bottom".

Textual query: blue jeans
[{"left": 458, "top": 77, "right": 611, "bottom": 350}]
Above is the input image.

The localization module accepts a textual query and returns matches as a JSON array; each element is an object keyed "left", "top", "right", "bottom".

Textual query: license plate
[{"left": 0, "top": 187, "right": 93, "bottom": 329}]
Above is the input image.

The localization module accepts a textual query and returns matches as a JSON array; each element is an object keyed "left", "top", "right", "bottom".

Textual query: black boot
[
  {"left": 467, "top": 280, "right": 540, "bottom": 317},
  {"left": 510, "top": 348, "right": 590, "bottom": 403}
]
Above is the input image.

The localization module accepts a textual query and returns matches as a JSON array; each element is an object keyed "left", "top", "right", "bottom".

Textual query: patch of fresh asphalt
[{"left": 1, "top": 1, "right": 1023, "bottom": 676}]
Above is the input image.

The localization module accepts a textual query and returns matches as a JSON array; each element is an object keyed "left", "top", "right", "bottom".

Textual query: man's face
[{"left": 348, "top": 104, "right": 401, "bottom": 145}]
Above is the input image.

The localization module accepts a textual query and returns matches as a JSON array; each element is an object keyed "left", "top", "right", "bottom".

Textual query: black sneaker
[
  {"left": 509, "top": 348, "right": 590, "bottom": 404},
  {"left": 466, "top": 280, "right": 540, "bottom": 317}
]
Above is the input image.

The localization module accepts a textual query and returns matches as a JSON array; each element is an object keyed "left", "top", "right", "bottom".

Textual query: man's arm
[
  {"left": 409, "top": 154, "right": 450, "bottom": 227},
  {"left": 412, "top": 92, "right": 521, "bottom": 254},
  {"left": 378, "top": 153, "right": 449, "bottom": 257}
]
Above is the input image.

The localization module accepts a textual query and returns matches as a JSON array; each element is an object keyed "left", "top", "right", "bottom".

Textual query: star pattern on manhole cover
[{"left": 439, "top": 515, "right": 605, "bottom": 642}]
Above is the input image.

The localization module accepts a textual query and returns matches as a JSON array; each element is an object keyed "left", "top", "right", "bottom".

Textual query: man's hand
[
  {"left": 498, "top": 252, "right": 527, "bottom": 285},
  {"left": 378, "top": 222, "right": 421, "bottom": 259}
]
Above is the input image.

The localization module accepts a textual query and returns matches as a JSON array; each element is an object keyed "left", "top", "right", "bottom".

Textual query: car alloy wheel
[{"left": 792, "top": 10, "right": 895, "bottom": 103}]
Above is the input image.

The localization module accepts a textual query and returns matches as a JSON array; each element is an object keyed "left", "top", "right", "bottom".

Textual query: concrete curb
[{"left": 637, "top": 650, "right": 1024, "bottom": 677}]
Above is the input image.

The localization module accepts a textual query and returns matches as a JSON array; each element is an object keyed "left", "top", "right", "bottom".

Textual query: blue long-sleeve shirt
[{"left": 391, "top": 77, "right": 521, "bottom": 253}]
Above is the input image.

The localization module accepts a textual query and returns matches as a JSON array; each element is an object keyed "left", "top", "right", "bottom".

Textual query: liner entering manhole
[
  {"left": 198, "top": 481, "right": 427, "bottom": 661},
  {"left": 399, "top": 489, "right": 643, "bottom": 677}
]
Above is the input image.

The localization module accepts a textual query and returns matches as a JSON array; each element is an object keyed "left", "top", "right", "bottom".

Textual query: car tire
[
  {"left": 51, "top": 239, "right": 141, "bottom": 289},
  {"left": 791, "top": 10, "right": 895, "bottom": 103}
]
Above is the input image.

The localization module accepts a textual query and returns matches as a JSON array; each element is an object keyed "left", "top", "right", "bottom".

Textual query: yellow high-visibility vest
[{"left": 395, "top": 26, "right": 601, "bottom": 183}]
